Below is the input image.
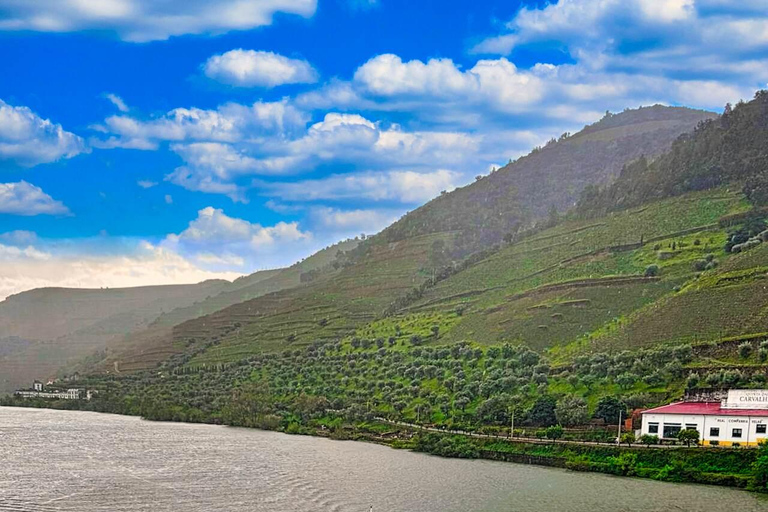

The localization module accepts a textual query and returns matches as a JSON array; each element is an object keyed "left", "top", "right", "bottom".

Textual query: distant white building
[
  {"left": 641, "top": 389, "right": 768, "bottom": 446},
  {"left": 15, "top": 382, "right": 86, "bottom": 401}
]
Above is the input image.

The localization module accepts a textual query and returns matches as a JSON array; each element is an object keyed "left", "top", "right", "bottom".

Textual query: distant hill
[
  {"left": 0, "top": 238, "right": 359, "bottom": 392},
  {"left": 381, "top": 105, "right": 716, "bottom": 255},
  {"left": 0, "top": 280, "right": 229, "bottom": 393}
]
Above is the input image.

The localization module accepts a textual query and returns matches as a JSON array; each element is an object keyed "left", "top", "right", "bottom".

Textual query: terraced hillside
[
  {"left": 87, "top": 239, "right": 360, "bottom": 373},
  {"left": 91, "top": 106, "right": 715, "bottom": 374},
  {"left": 384, "top": 189, "right": 749, "bottom": 354}
]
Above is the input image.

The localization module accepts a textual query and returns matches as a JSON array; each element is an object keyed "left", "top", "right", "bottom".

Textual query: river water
[{"left": 1, "top": 407, "right": 767, "bottom": 512}]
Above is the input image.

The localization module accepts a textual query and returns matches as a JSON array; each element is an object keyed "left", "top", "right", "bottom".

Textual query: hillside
[
  {"left": 90, "top": 105, "right": 714, "bottom": 374},
  {"left": 89, "top": 238, "right": 360, "bottom": 372},
  {"left": 380, "top": 105, "right": 716, "bottom": 255},
  {"left": 577, "top": 91, "right": 768, "bottom": 216},
  {"left": 0, "top": 280, "right": 230, "bottom": 393},
  {"left": 0, "top": 238, "right": 359, "bottom": 391}
]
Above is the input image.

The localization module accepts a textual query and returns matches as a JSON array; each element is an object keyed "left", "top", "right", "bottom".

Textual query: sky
[{"left": 0, "top": 0, "right": 766, "bottom": 299}]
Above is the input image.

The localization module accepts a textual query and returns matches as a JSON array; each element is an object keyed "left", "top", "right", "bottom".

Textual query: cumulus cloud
[
  {"left": 93, "top": 100, "right": 308, "bottom": 150},
  {"left": 0, "top": 0, "right": 317, "bottom": 42},
  {"left": 137, "top": 180, "right": 157, "bottom": 188},
  {"left": 353, "top": 54, "right": 543, "bottom": 112},
  {"left": 0, "top": 99, "right": 86, "bottom": 166},
  {"left": 471, "top": 0, "right": 768, "bottom": 95},
  {"left": 204, "top": 49, "right": 318, "bottom": 88},
  {"left": 163, "top": 207, "right": 313, "bottom": 270},
  {"left": 260, "top": 169, "right": 460, "bottom": 204},
  {"left": 0, "top": 181, "right": 70, "bottom": 216},
  {"left": 0, "top": 230, "right": 38, "bottom": 245}
]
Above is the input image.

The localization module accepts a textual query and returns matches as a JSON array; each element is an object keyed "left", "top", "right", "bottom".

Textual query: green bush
[{"left": 644, "top": 264, "right": 660, "bottom": 276}]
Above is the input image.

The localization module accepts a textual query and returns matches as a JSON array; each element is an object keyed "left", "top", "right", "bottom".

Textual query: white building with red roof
[{"left": 641, "top": 389, "right": 768, "bottom": 446}]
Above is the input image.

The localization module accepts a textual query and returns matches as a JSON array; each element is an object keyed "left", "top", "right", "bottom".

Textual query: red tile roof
[{"left": 642, "top": 402, "right": 768, "bottom": 417}]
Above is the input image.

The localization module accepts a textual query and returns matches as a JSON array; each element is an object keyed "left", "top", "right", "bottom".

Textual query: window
[
  {"left": 648, "top": 423, "right": 659, "bottom": 434},
  {"left": 685, "top": 424, "right": 698, "bottom": 431},
  {"left": 733, "top": 428, "right": 743, "bottom": 438},
  {"left": 709, "top": 427, "right": 720, "bottom": 437},
  {"left": 663, "top": 423, "right": 682, "bottom": 438},
  {"left": 757, "top": 424, "right": 767, "bottom": 434}
]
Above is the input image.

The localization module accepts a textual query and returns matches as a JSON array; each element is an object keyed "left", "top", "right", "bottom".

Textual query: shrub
[
  {"left": 686, "top": 372, "right": 700, "bottom": 389},
  {"left": 760, "top": 348, "right": 768, "bottom": 363},
  {"left": 739, "top": 342, "right": 753, "bottom": 359},
  {"left": 678, "top": 428, "right": 700, "bottom": 447},
  {"left": 639, "top": 434, "right": 659, "bottom": 446},
  {"left": 644, "top": 264, "right": 660, "bottom": 277},
  {"left": 692, "top": 259, "right": 708, "bottom": 271},
  {"left": 620, "top": 432, "right": 636, "bottom": 446},
  {"left": 545, "top": 424, "right": 564, "bottom": 441}
]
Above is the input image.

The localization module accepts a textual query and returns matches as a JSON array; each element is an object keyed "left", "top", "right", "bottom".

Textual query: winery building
[{"left": 641, "top": 389, "right": 768, "bottom": 446}]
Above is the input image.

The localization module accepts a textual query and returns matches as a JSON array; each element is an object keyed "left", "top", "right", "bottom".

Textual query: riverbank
[{"left": 3, "top": 399, "right": 767, "bottom": 492}]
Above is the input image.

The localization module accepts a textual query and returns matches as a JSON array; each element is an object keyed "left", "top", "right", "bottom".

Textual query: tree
[
  {"left": 620, "top": 432, "right": 636, "bottom": 446},
  {"left": 644, "top": 264, "right": 659, "bottom": 277},
  {"left": 430, "top": 325, "right": 440, "bottom": 338},
  {"left": 739, "top": 342, "right": 753, "bottom": 359},
  {"left": 555, "top": 396, "right": 589, "bottom": 427},
  {"left": 639, "top": 434, "right": 659, "bottom": 447},
  {"left": 527, "top": 396, "right": 557, "bottom": 427},
  {"left": 594, "top": 396, "right": 627, "bottom": 424},
  {"left": 678, "top": 429, "right": 700, "bottom": 447},
  {"left": 545, "top": 424, "right": 564, "bottom": 441}
]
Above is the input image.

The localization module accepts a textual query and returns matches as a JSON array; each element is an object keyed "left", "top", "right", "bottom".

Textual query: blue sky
[{"left": 0, "top": 0, "right": 766, "bottom": 298}]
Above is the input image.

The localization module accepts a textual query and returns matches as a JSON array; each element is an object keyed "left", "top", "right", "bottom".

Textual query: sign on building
[{"left": 725, "top": 389, "right": 768, "bottom": 409}]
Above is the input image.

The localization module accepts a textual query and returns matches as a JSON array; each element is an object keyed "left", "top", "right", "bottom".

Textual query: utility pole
[
  {"left": 510, "top": 409, "right": 515, "bottom": 438},
  {"left": 617, "top": 410, "right": 623, "bottom": 445}
]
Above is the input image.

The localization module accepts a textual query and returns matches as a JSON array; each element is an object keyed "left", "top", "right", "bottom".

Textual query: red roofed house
[{"left": 641, "top": 389, "right": 768, "bottom": 446}]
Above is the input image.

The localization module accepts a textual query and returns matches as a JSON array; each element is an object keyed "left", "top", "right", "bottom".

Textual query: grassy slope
[
  {"left": 185, "top": 233, "right": 448, "bottom": 365},
  {"left": 377, "top": 189, "right": 750, "bottom": 357}
]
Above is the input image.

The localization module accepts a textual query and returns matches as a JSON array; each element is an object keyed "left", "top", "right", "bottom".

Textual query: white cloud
[
  {"left": 204, "top": 49, "right": 318, "bottom": 88},
  {"left": 353, "top": 54, "right": 543, "bottom": 112},
  {"left": 0, "top": 0, "right": 318, "bottom": 42},
  {"left": 0, "top": 230, "right": 38, "bottom": 245},
  {"left": 164, "top": 194, "right": 173, "bottom": 204},
  {"left": 0, "top": 181, "right": 70, "bottom": 216},
  {"left": 0, "top": 240, "right": 242, "bottom": 301},
  {"left": 471, "top": 0, "right": 768, "bottom": 89},
  {"left": 261, "top": 169, "right": 460, "bottom": 204},
  {"left": 311, "top": 206, "right": 399, "bottom": 234},
  {"left": 167, "top": 205, "right": 310, "bottom": 249},
  {"left": 94, "top": 100, "right": 308, "bottom": 149},
  {"left": 137, "top": 180, "right": 157, "bottom": 188},
  {"left": 105, "top": 93, "right": 129, "bottom": 112},
  {"left": 0, "top": 99, "right": 86, "bottom": 166}
]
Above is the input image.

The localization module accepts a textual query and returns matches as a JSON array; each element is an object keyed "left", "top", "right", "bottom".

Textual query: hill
[
  {"left": 0, "top": 238, "right": 359, "bottom": 391},
  {"left": 88, "top": 105, "right": 714, "bottom": 374},
  {"left": 380, "top": 105, "right": 716, "bottom": 255},
  {"left": 0, "top": 280, "right": 229, "bottom": 393}
]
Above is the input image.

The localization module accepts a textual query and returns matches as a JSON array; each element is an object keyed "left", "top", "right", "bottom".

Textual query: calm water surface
[{"left": 1, "top": 407, "right": 767, "bottom": 512}]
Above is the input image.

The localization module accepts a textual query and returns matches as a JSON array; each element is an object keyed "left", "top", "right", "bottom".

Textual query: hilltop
[{"left": 380, "top": 105, "right": 716, "bottom": 255}]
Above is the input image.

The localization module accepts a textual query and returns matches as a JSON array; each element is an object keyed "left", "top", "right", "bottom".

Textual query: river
[{"left": 1, "top": 407, "right": 767, "bottom": 511}]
